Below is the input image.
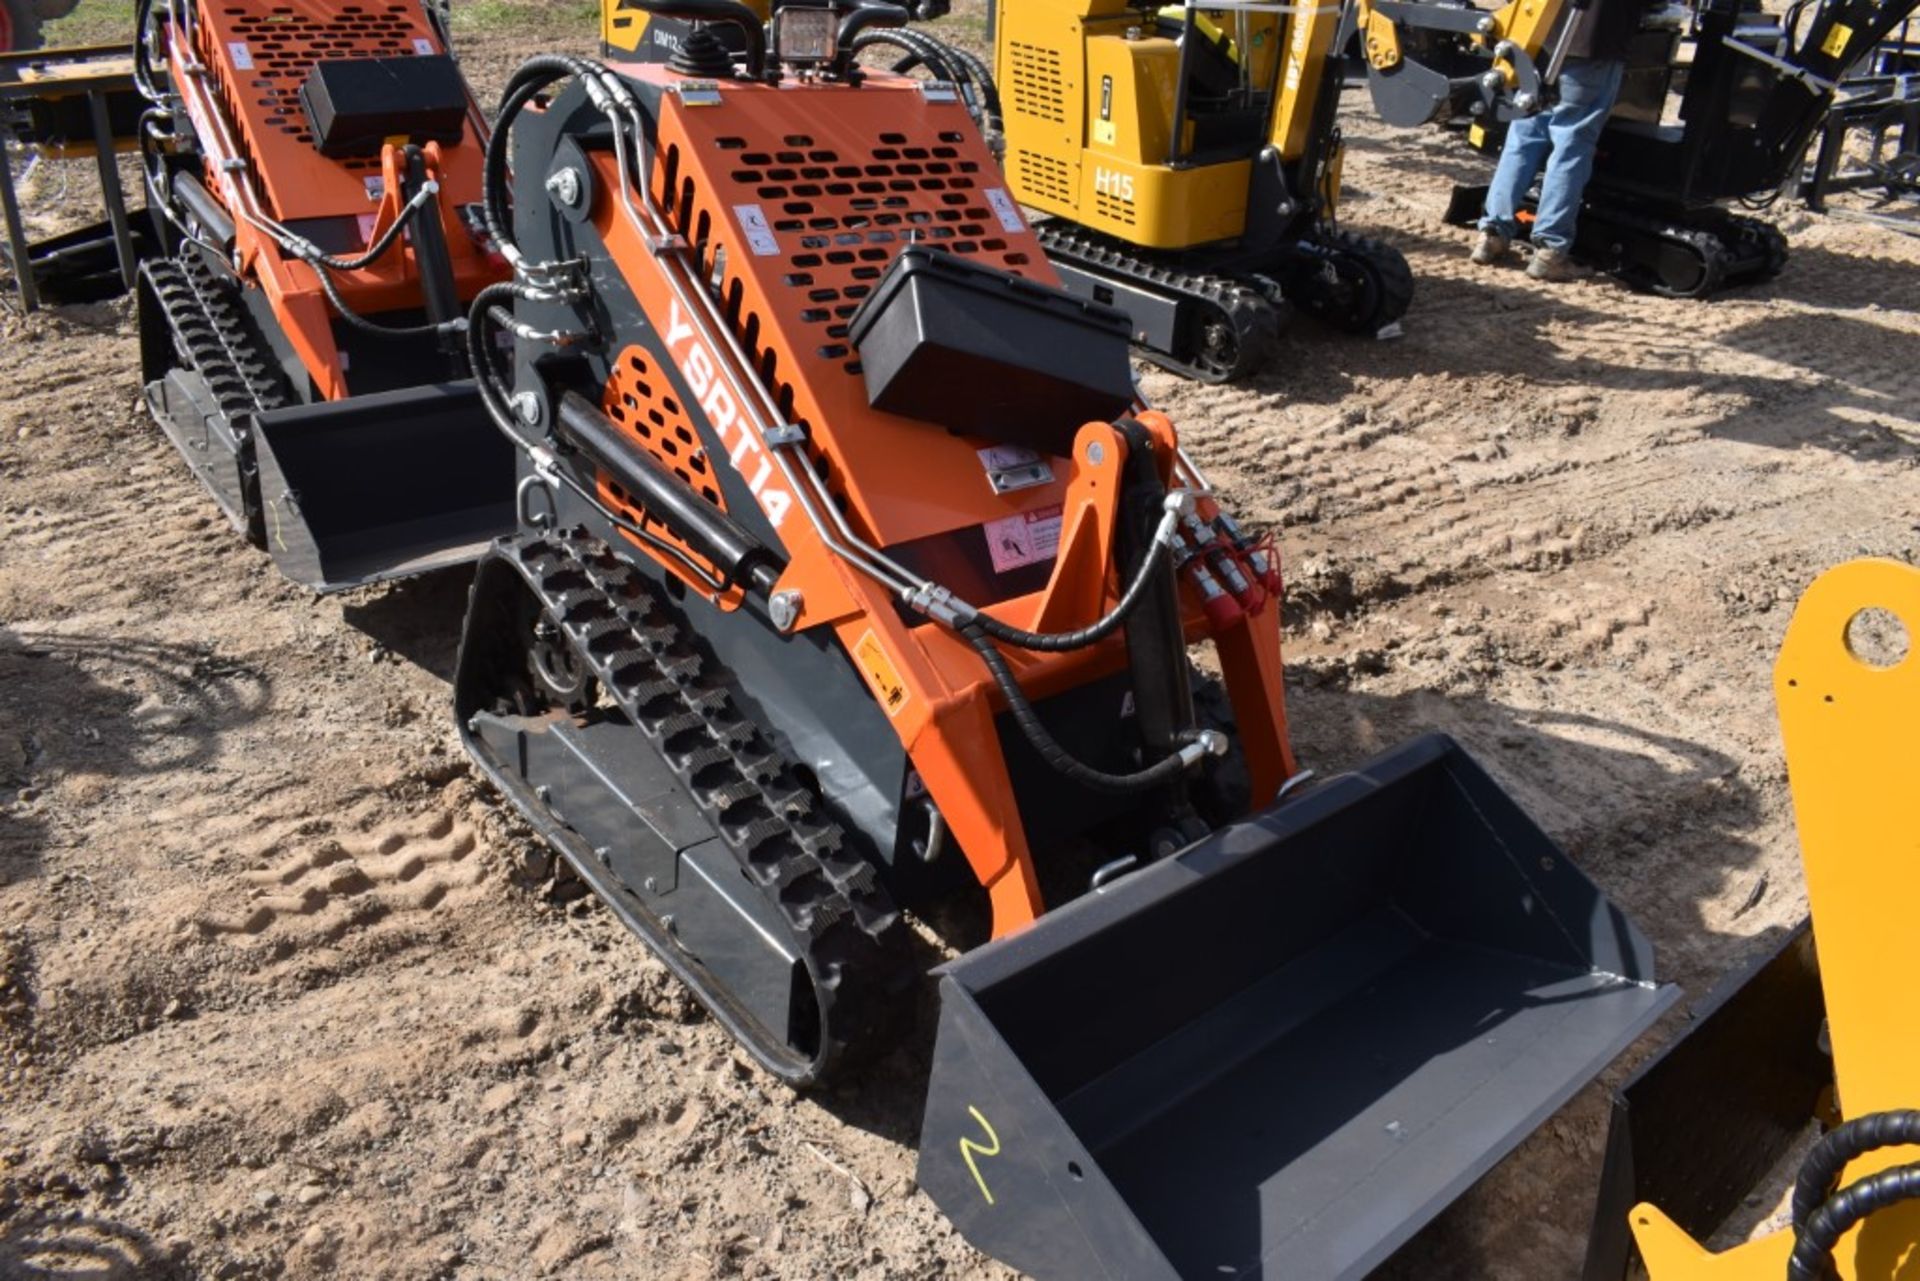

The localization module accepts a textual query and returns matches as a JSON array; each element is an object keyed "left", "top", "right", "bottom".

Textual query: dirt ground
[{"left": 3, "top": 4, "right": 1918, "bottom": 1278}]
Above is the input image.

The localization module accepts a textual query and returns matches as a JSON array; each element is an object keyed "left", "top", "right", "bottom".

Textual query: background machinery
[
  {"left": 2, "top": 0, "right": 77, "bottom": 53},
  {"left": 980, "top": 0, "right": 1418, "bottom": 382},
  {"left": 130, "top": 0, "right": 517, "bottom": 590},
  {"left": 1437, "top": 0, "right": 1920, "bottom": 295},
  {"left": 454, "top": 4, "right": 1679, "bottom": 1276}
]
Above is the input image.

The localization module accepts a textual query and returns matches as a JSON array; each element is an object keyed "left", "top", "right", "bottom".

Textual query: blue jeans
[{"left": 1480, "top": 57, "right": 1625, "bottom": 252}]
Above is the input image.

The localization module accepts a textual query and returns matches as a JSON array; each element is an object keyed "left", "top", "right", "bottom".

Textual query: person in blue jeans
[{"left": 1473, "top": 0, "right": 1647, "bottom": 281}]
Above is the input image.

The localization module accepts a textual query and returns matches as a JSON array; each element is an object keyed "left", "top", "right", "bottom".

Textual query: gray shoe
[
  {"left": 1469, "top": 230, "right": 1511, "bottom": 265},
  {"left": 1526, "top": 246, "right": 1583, "bottom": 282}
]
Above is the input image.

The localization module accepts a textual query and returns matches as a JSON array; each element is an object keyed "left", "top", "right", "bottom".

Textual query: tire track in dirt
[{"left": 192, "top": 806, "right": 488, "bottom": 948}]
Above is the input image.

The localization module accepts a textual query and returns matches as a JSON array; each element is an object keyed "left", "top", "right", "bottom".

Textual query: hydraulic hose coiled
[
  {"left": 1788, "top": 1110, "right": 1920, "bottom": 1280},
  {"left": 961, "top": 622, "right": 1219, "bottom": 794}
]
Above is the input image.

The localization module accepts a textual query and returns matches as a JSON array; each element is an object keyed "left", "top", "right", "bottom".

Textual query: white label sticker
[
  {"left": 363, "top": 175, "right": 386, "bottom": 202},
  {"left": 983, "top": 187, "right": 1025, "bottom": 234},
  {"left": 413, "top": 37, "right": 436, "bottom": 56},
  {"left": 733, "top": 203, "right": 779, "bottom": 257},
  {"left": 985, "top": 506, "right": 1063, "bottom": 574},
  {"left": 976, "top": 443, "right": 1054, "bottom": 494},
  {"left": 228, "top": 41, "right": 254, "bottom": 70}
]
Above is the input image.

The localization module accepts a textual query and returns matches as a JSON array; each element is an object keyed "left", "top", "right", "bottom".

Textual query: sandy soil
[{"left": 3, "top": 6, "right": 1918, "bottom": 1278}]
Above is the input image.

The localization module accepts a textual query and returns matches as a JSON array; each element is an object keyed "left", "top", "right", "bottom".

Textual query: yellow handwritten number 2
[{"left": 960, "top": 1106, "right": 1001, "bottom": 1206}]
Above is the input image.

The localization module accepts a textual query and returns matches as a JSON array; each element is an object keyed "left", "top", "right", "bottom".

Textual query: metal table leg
[
  {"left": 87, "top": 88, "right": 136, "bottom": 292},
  {"left": 0, "top": 124, "right": 38, "bottom": 311}
]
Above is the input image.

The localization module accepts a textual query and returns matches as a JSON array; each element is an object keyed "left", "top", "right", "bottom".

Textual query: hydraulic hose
[
  {"left": 483, "top": 55, "right": 608, "bottom": 257},
  {"left": 961, "top": 622, "right": 1211, "bottom": 794},
  {"left": 855, "top": 32, "right": 962, "bottom": 84},
  {"left": 306, "top": 184, "right": 435, "bottom": 272},
  {"left": 1792, "top": 1111, "right": 1920, "bottom": 1232},
  {"left": 466, "top": 281, "right": 522, "bottom": 430},
  {"left": 1789, "top": 1161, "right": 1920, "bottom": 1280},
  {"left": 964, "top": 510, "right": 1177, "bottom": 652},
  {"left": 309, "top": 257, "right": 456, "bottom": 338}
]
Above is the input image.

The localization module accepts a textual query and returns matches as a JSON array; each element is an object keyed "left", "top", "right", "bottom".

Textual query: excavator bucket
[
  {"left": 250, "top": 383, "right": 517, "bottom": 592},
  {"left": 919, "top": 733, "right": 1678, "bottom": 1281}
]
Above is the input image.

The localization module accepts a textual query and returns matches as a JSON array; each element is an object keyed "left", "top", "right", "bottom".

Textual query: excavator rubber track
[
  {"left": 455, "top": 526, "right": 905, "bottom": 1087},
  {"left": 1036, "top": 221, "right": 1284, "bottom": 383},
  {"left": 1283, "top": 227, "right": 1417, "bottom": 334},
  {"left": 1575, "top": 204, "right": 1789, "bottom": 299},
  {"left": 1446, "top": 185, "right": 1791, "bottom": 298},
  {"left": 138, "top": 253, "right": 293, "bottom": 544}
]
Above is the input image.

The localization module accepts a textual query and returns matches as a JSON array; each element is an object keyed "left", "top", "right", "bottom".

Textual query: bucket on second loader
[
  {"left": 251, "top": 382, "right": 517, "bottom": 593},
  {"left": 920, "top": 733, "right": 1679, "bottom": 1281}
]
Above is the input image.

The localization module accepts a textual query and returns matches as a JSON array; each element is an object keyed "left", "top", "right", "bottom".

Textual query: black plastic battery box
[
  {"left": 299, "top": 55, "right": 468, "bottom": 159},
  {"left": 847, "top": 246, "right": 1135, "bottom": 456}
]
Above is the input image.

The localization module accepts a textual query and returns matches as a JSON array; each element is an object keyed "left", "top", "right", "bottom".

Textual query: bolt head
[
  {"left": 545, "top": 167, "right": 583, "bottom": 209},
  {"left": 1087, "top": 441, "right": 1106, "bottom": 466},
  {"left": 769, "top": 590, "right": 803, "bottom": 633}
]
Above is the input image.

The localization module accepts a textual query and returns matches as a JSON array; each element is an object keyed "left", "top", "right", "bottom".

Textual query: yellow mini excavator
[{"left": 981, "top": 0, "right": 1432, "bottom": 380}]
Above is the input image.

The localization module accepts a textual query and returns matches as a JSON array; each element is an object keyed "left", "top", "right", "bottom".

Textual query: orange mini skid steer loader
[
  {"left": 451, "top": 5, "right": 1679, "bottom": 1276},
  {"left": 132, "top": 0, "right": 516, "bottom": 591}
]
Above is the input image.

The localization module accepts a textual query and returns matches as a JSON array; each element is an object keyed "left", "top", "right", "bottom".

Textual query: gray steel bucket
[
  {"left": 252, "top": 381, "right": 516, "bottom": 592},
  {"left": 919, "top": 733, "right": 1678, "bottom": 1281}
]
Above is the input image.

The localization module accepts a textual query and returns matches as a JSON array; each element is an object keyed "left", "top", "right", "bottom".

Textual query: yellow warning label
[
  {"left": 854, "top": 630, "right": 910, "bottom": 718},
  {"left": 606, "top": 9, "right": 650, "bottom": 52},
  {"left": 1821, "top": 21, "right": 1853, "bottom": 57}
]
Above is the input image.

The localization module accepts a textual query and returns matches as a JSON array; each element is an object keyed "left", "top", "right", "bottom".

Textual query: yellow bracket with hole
[{"left": 1632, "top": 558, "right": 1920, "bottom": 1280}]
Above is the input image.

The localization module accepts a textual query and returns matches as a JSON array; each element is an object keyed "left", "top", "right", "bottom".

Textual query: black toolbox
[
  {"left": 847, "top": 246, "right": 1135, "bottom": 456},
  {"left": 300, "top": 55, "right": 468, "bottom": 159}
]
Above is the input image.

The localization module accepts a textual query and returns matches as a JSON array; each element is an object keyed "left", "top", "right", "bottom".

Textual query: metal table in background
[{"left": 0, "top": 44, "right": 144, "bottom": 311}]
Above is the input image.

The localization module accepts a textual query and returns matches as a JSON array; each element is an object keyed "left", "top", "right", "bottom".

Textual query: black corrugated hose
[{"left": 1788, "top": 1109, "right": 1920, "bottom": 1280}]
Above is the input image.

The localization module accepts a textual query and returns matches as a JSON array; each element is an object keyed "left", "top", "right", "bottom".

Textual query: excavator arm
[{"left": 1353, "top": 0, "right": 1570, "bottom": 125}]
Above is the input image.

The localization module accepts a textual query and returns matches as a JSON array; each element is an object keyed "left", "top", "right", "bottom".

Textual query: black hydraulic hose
[
  {"left": 875, "top": 28, "right": 1002, "bottom": 137},
  {"left": 857, "top": 32, "right": 962, "bottom": 84},
  {"left": 309, "top": 258, "right": 454, "bottom": 338},
  {"left": 838, "top": 2, "right": 912, "bottom": 51},
  {"left": 1792, "top": 1111, "right": 1920, "bottom": 1233},
  {"left": 133, "top": 0, "right": 163, "bottom": 103},
  {"left": 308, "top": 189, "right": 430, "bottom": 272},
  {"left": 1789, "top": 1160, "right": 1920, "bottom": 1280},
  {"left": 484, "top": 55, "right": 606, "bottom": 256},
  {"left": 966, "top": 527, "right": 1170, "bottom": 651},
  {"left": 961, "top": 623, "right": 1200, "bottom": 794},
  {"left": 466, "top": 281, "right": 522, "bottom": 430}
]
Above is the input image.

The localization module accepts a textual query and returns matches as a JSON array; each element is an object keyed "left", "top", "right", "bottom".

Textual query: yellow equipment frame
[{"left": 1633, "top": 558, "right": 1920, "bottom": 1279}]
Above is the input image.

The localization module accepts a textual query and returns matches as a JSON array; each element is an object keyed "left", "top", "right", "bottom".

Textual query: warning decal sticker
[
  {"left": 853, "top": 630, "right": 911, "bottom": 718},
  {"left": 733, "top": 204, "right": 780, "bottom": 256},
  {"left": 984, "top": 506, "right": 1064, "bottom": 574},
  {"left": 982, "top": 187, "right": 1026, "bottom": 234}
]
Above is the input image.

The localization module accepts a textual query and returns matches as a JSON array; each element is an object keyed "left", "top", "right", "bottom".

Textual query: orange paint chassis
[{"left": 507, "top": 60, "right": 1297, "bottom": 940}]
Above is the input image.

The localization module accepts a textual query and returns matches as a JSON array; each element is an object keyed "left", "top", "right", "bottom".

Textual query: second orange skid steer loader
[
  {"left": 450, "top": 3, "right": 1678, "bottom": 1275},
  {"left": 132, "top": 0, "right": 516, "bottom": 591}
]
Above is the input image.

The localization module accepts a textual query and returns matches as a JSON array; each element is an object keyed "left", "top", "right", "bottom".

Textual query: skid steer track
[{"left": 456, "top": 527, "right": 905, "bottom": 1085}]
